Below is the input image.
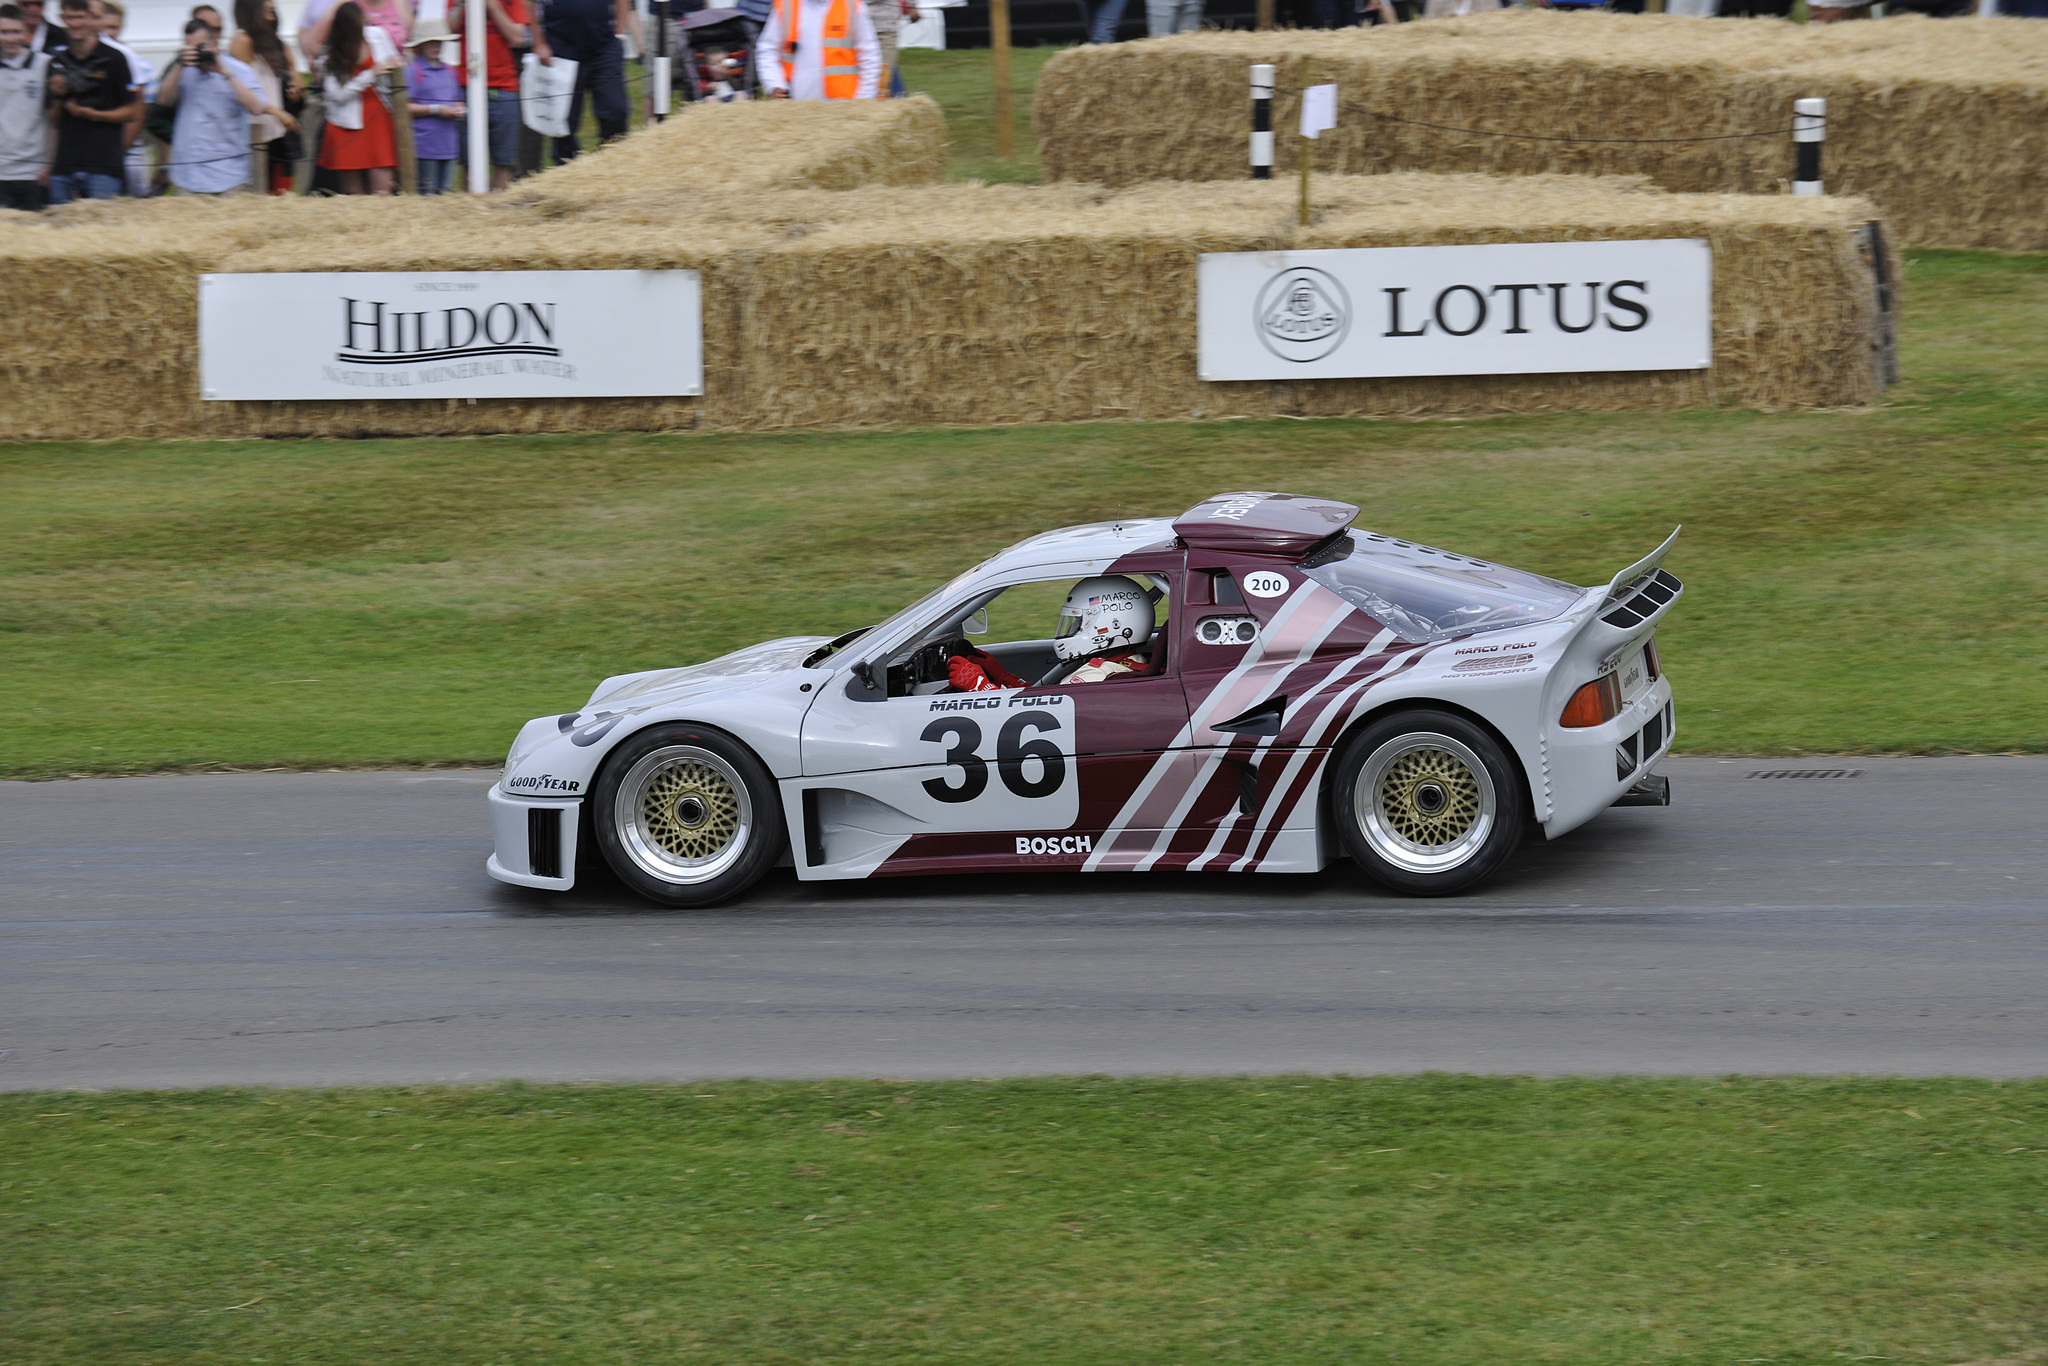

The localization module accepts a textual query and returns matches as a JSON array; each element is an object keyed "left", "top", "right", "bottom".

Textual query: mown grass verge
[
  {"left": 4, "top": 1077, "right": 2044, "bottom": 1365},
  {"left": 2, "top": 250, "right": 2045, "bottom": 778}
]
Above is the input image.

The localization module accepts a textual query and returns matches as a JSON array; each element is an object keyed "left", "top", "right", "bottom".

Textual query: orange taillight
[
  {"left": 1643, "top": 638, "right": 1662, "bottom": 682},
  {"left": 1559, "top": 674, "right": 1622, "bottom": 729}
]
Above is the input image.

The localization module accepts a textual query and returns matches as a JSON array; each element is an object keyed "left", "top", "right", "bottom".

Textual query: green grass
[
  {"left": 3, "top": 248, "right": 2046, "bottom": 778},
  {"left": 898, "top": 46, "right": 1060, "bottom": 182},
  {"left": 4, "top": 1078, "right": 2045, "bottom": 1365}
]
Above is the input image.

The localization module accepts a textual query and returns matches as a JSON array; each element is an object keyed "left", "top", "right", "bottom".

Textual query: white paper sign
[
  {"left": 521, "top": 53, "right": 579, "bottom": 138},
  {"left": 1198, "top": 240, "right": 1711, "bottom": 382},
  {"left": 199, "top": 270, "right": 703, "bottom": 401},
  {"left": 1300, "top": 83, "right": 1336, "bottom": 139}
]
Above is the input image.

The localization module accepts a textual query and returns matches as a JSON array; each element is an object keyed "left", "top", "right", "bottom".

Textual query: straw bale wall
[
  {"left": 0, "top": 97, "right": 946, "bottom": 439},
  {"left": 1035, "top": 13, "right": 2048, "bottom": 250},
  {"left": 0, "top": 172, "right": 1891, "bottom": 440}
]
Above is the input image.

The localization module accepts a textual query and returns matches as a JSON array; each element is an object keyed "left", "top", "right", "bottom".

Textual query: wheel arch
[
  {"left": 1318, "top": 696, "right": 1540, "bottom": 831},
  {"left": 589, "top": 717, "right": 795, "bottom": 890}
]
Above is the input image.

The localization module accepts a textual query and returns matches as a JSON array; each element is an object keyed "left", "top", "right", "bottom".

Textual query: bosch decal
[{"left": 1015, "top": 835, "right": 1093, "bottom": 856}]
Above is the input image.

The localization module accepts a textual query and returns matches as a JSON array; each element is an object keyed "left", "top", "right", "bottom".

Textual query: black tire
[
  {"left": 1330, "top": 709, "right": 1526, "bottom": 897},
  {"left": 589, "top": 722, "right": 784, "bottom": 908}
]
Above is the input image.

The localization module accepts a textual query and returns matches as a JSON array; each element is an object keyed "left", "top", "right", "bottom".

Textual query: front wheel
[
  {"left": 1331, "top": 710, "right": 1525, "bottom": 896},
  {"left": 590, "top": 723, "right": 784, "bottom": 907}
]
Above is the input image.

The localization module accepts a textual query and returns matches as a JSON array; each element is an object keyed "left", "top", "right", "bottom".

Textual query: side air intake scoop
[{"left": 1173, "top": 490, "right": 1361, "bottom": 557}]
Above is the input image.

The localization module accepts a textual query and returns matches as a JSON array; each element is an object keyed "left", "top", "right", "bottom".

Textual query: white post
[
  {"left": 466, "top": 0, "right": 488, "bottom": 192},
  {"left": 1792, "top": 96, "right": 1824, "bottom": 197},
  {"left": 652, "top": 0, "right": 671, "bottom": 119},
  {"left": 1250, "top": 63, "right": 1273, "bottom": 181}
]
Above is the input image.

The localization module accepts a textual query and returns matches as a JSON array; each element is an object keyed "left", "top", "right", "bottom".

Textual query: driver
[{"left": 1052, "top": 575, "right": 1154, "bottom": 683}]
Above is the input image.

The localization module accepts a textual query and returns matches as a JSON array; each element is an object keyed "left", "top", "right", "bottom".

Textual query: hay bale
[
  {"left": 513, "top": 93, "right": 948, "bottom": 198},
  {"left": 1034, "top": 12, "right": 2048, "bottom": 249},
  {"left": 0, "top": 171, "right": 1892, "bottom": 439},
  {"left": 0, "top": 97, "right": 947, "bottom": 438},
  {"left": 711, "top": 174, "right": 1892, "bottom": 427}
]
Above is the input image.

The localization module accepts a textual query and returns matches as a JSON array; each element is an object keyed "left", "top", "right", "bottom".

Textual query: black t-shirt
[
  {"left": 544, "top": 0, "right": 616, "bottom": 58},
  {"left": 50, "top": 39, "right": 133, "bottom": 177}
]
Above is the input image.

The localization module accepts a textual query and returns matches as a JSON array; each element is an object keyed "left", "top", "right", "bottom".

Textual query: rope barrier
[{"left": 1339, "top": 103, "right": 1821, "bottom": 145}]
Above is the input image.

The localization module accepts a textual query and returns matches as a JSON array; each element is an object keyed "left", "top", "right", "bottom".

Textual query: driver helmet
[{"left": 1053, "top": 575, "right": 1154, "bottom": 661}]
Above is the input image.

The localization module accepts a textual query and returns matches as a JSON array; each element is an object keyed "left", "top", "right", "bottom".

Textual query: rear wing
[{"left": 1596, "top": 526, "right": 1683, "bottom": 630}]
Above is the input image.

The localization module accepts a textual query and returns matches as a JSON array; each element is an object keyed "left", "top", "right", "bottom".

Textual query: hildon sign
[
  {"left": 1197, "top": 239, "right": 1712, "bottom": 382},
  {"left": 199, "top": 270, "right": 704, "bottom": 401}
]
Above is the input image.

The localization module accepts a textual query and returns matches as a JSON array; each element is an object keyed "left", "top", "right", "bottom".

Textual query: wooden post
[
  {"left": 389, "top": 65, "right": 417, "bottom": 194},
  {"left": 991, "top": 0, "right": 1013, "bottom": 158},
  {"left": 1257, "top": 0, "right": 1274, "bottom": 29},
  {"left": 1297, "top": 56, "right": 1311, "bottom": 229}
]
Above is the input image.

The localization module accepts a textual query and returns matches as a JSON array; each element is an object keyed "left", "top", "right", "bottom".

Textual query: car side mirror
[
  {"left": 964, "top": 608, "right": 988, "bottom": 637},
  {"left": 845, "top": 658, "right": 885, "bottom": 701}
]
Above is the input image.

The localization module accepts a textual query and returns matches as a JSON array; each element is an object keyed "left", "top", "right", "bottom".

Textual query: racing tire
[
  {"left": 1331, "top": 709, "right": 1525, "bottom": 897},
  {"left": 590, "top": 723, "right": 784, "bottom": 908}
]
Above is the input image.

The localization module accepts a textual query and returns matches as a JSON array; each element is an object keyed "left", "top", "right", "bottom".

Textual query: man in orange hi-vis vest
[{"left": 754, "top": 0, "right": 881, "bottom": 100}]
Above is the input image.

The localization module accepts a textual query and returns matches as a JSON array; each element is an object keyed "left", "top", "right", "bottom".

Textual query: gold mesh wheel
[
  {"left": 1377, "top": 746, "right": 1482, "bottom": 848},
  {"left": 1355, "top": 731, "right": 1498, "bottom": 874},
  {"left": 639, "top": 760, "right": 742, "bottom": 861},
  {"left": 614, "top": 745, "right": 754, "bottom": 885}
]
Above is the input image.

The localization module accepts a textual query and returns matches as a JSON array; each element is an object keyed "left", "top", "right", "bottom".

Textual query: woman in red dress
[{"left": 317, "top": 2, "right": 400, "bottom": 195}]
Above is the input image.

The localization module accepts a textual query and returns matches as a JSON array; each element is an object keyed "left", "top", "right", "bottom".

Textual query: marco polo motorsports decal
[
  {"left": 1198, "top": 240, "right": 1710, "bottom": 382},
  {"left": 198, "top": 270, "right": 703, "bottom": 401}
]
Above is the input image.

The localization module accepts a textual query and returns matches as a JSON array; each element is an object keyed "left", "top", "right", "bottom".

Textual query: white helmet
[{"left": 1054, "top": 575, "right": 1154, "bottom": 661}]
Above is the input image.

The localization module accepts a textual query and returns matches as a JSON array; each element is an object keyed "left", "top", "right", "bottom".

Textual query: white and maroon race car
[{"left": 487, "top": 491, "right": 1681, "bottom": 905}]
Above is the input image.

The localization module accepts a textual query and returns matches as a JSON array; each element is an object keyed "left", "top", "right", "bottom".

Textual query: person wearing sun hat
[{"left": 401, "top": 13, "right": 459, "bottom": 193}]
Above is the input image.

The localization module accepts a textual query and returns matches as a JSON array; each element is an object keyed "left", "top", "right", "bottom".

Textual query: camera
[
  {"left": 193, "top": 42, "right": 218, "bottom": 69},
  {"left": 49, "top": 52, "right": 96, "bottom": 97}
]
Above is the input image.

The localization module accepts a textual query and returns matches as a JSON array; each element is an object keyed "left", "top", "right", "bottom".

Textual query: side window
[
  {"left": 878, "top": 574, "right": 1176, "bottom": 698},
  {"left": 972, "top": 579, "right": 1075, "bottom": 648}
]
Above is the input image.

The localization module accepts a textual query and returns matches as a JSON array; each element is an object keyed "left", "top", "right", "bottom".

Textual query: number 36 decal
[{"left": 920, "top": 710, "right": 1066, "bottom": 803}]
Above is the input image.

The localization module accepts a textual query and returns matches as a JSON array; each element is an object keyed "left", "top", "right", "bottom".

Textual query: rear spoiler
[
  {"left": 1551, "top": 527, "right": 1685, "bottom": 672},
  {"left": 1596, "top": 526, "right": 1683, "bottom": 630}
]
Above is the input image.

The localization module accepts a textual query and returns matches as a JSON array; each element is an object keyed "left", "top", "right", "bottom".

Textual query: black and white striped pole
[
  {"left": 1793, "top": 96, "right": 1825, "bottom": 197},
  {"left": 652, "top": 0, "right": 672, "bottom": 122},
  {"left": 1250, "top": 63, "right": 1274, "bottom": 181}
]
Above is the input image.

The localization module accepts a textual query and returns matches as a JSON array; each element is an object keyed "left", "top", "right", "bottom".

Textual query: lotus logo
[{"left": 1255, "top": 266, "right": 1351, "bottom": 363}]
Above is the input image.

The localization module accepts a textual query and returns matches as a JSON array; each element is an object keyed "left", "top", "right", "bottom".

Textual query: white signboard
[
  {"left": 1198, "top": 240, "right": 1711, "bottom": 382},
  {"left": 199, "top": 270, "right": 703, "bottom": 401}
]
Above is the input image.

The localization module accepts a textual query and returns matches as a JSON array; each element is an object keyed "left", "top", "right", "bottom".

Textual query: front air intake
[{"left": 528, "top": 807, "right": 562, "bottom": 879}]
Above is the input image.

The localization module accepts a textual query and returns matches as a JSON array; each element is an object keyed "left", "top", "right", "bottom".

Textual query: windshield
[{"left": 1299, "top": 532, "right": 1583, "bottom": 643}]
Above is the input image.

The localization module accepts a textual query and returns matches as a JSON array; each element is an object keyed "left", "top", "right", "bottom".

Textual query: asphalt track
[{"left": 1, "top": 757, "right": 2043, "bottom": 1090}]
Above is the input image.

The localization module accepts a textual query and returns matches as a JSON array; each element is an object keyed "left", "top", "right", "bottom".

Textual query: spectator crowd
[{"left": 0, "top": 0, "right": 2039, "bottom": 208}]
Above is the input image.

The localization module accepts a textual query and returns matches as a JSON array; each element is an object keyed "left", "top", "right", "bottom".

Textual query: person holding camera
[
  {"left": 42, "top": 0, "right": 135, "bottom": 202},
  {"left": 156, "top": 15, "right": 267, "bottom": 194}
]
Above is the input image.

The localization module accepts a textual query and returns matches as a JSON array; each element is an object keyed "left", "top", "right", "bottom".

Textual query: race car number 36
[{"left": 920, "top": 710, "right": 1066, "bottom": 802}]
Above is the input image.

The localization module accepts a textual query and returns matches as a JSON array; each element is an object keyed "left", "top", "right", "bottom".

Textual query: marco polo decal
[
  {"left": 197, "top": 270, "right": 704, "bottom": 401},
  {"left": 1198, "top": 240, "right": 1711, "bottom": 382}
]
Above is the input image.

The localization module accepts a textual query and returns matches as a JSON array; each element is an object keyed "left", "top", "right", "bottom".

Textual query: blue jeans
[
  {"left": 416, "top": 157, "right": 454, "bottom": 194},
  {"left": 1146, "top": 0, "right": 1201, "bottom": 31},
  {"left": 1089, "top": 0, "right": 1130, "bottom": 41},
  {"left": 487, "top": 88, "right": 520, "bottom": 168},
  {"left": 47, "top": 170, "right": 122, "bottom": 203},
  {"left": 550, "top": 36, "right": 627, "bottom": 164}
]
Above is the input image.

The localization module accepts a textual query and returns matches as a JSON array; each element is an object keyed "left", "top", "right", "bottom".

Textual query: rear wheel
[
  {"left": 1332, "top": 710, "right": 1524, "bottom": 896},
  {"left": 591, "top": 723, "right": 783, "bottom": 907}
]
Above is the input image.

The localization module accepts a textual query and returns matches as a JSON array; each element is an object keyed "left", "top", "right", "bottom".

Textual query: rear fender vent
[{"left": 528, "top": 806, "right": 562, "bottom": 879}]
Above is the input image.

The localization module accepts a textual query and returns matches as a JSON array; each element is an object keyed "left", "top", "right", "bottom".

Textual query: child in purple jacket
[{"left": 404, "top": 29, "right": 461, "bottom": 194}]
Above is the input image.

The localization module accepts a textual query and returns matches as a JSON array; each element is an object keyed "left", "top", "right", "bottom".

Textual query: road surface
[{"left": 1, "top": 757, "right": 2042, "bottom": 1089}]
